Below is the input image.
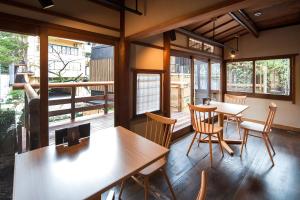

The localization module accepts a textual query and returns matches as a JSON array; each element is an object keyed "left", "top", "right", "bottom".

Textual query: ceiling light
[
  {"left": 38, "top": 0, "right": 54, "bottom": 9},
  {"left": 254, "top": 11, "right": 262, "bottom": 17},
  {"left": 230, "top": 50, "right": 236, "bottom": 59}
]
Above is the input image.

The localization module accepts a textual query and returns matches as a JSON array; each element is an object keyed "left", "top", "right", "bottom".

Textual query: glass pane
[
  {"left": 48, "top": 36, "right": 114, "bottom": 145},
  {"left": 255, "top": 58, "right": 290, "bottom": 95},
  {"left": 194, "top": 59, "right": 209, "bottom": 104},
  {"left": 227, "top": 61, "right": 253, "bottom": 93},
  {"left": 211, "top": 61, "right": 221, "bottom": 101},
  {"left": 136, "top": 73, "right": 160, "bottom": 115}
]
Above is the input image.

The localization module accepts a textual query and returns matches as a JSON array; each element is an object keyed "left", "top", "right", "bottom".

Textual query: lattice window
[{"left": 136, "top": 73, "right": 161, "bottom": 115}]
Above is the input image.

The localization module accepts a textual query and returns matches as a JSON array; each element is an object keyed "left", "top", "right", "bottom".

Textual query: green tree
[{"left": 0, "top": 32, "right": 28, "bottom": 73}]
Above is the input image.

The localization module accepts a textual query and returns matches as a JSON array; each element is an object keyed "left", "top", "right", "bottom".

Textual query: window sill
[{"left": 226, "top": 91, "right": 293, "bottom": 102}]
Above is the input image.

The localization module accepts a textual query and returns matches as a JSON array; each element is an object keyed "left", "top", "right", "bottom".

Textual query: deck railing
[{"left": 14, "top": 81, "right": 114, "bottom": 151}]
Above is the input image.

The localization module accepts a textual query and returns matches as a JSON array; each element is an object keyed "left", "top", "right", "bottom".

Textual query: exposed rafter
[
  {"left": 219, "top": 29, "right": 248, "bottom": 42},
  {"left": 229, "top": 9, "right": 259, "bottom": 37},
  {"left": 202, "top": 19, "right": 235, "bottom": 36},
  {"left": 213, "top": 24, "right": 241, "bottom": 38},
  {"left": 191, "top": 14, "right": 224, "bottom": 32},
  {"left": 88, "top": 0, "right": 143, "bottom": 15}
]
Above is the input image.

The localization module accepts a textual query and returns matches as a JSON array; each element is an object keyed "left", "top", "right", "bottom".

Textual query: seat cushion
[
  {"left": 139, "top": 158, "right": 166, "bottom": 176},
  {"left": 240, "top": 121, "right": 265, "bottom": 133}
]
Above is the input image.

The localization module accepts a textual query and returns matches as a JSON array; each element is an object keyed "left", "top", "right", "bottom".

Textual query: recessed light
[
  {"left": 38, "top": 0, "right": 55, "bottom": 9},
  {"left": 254, "top": 11, "right": 262, "bottom": 17}
]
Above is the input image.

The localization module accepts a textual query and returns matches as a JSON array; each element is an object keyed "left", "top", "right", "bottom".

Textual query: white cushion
[{"left": 240, "top": 121, "right": 265, "bottom": 133}]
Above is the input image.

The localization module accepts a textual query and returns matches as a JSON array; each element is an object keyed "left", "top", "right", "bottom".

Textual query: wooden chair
[
  {"left": 224, "top": 94, "right": 247, "bottom": 138},
  {"left": 186, "top": 104, "right": 224, "bottom": 167},
  {"left": 240, "top": 103, "right": 277, "bottom": 166},
  {"left": 119, "top": 112, "right": 177, "bottom": 200},
  {"left": 196, "top": 171, "right": 207, "bottom": 200}
]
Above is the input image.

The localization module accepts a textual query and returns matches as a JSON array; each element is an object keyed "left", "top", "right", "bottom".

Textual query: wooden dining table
[
  {"left": 13, "top": 126, "right": 169, "bottom": 200},
  {"left": 199, "top": 101, "right": 249, "bottom": 155}
]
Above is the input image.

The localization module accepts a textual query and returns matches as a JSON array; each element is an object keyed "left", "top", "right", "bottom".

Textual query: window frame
[
  {"left": 133, "top": 69, "right": 163, "bottom": 118},
  {"left": 224, "top": 54, "right": 296, "bottom": 102}
]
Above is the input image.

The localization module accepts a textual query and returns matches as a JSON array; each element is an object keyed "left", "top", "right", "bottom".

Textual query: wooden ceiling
[{"left": 183, "top": 0, "right": 300, "bottom": 43}]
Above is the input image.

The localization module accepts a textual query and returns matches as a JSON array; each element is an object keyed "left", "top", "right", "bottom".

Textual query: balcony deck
[{"left": 49, "top": 113, "right": 114, "bottom": 145}]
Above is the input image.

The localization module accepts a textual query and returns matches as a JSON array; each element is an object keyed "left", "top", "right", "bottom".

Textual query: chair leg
[
  {"left": 197, "top": 132, "right": 202, "bottom": 147},
  {"left": 208, "top": 134, "right": 213, "bottom": 167},
  {"left": 187, "top": 131, "right": 198, "bottom": 156},
  {"left": 266, "top": 134, "right": 276, "bottom": 155},
  {"left": 161, "top": 168, "right": 176, "bottom": 200},
  {"left": 119, "top": 180, "right": 125, "bottom": 199},
  {"left": 262, "top": 134, "right": 275, "bottom": 166},
  {"left": 144, "top": 176, "right": 149, "bottom": 200},
  {"left": 240, "top": 129, "right": 247, "bottom": 156},
  {"left": 244, "top": 130, "right": 249, "bottom": 147},
  {"left": 236, "top": 118, "right": 241, "bottom": 139},
  {"left": 217, "top": 132, "right": 224, "bottom": 156}
]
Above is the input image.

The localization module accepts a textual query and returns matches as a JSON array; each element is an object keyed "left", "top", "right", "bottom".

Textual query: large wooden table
[
  {"left": 13, "top": 126, "right": 169, "bottom": 200},
  {"left": 199, "top": 101, "right": 249, "bottom": 155}
]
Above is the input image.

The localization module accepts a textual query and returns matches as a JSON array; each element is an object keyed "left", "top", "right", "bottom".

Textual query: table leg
[{"left": 218, "top": 113, "right": 234, "bottom": 155}]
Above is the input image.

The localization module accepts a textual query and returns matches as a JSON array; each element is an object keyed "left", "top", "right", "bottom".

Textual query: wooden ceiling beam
[
  {"left": 229, "top": 9, "right": 258, "bottom": 37},
  {"left": 202, "top": 19, "right": 235, "bottom": 36},
  {"left": 0, "top": 0, "right": 120, "bottom": 32},
  {"left": 221, "top": 31, "right": 248, "bottom": 43},
  {"left": 213, "top": 24, "right": 241, "bottom": 38},
  {"left": 191, "top": 20, "right": 212, "bottom": 32},
  {"left": 191, "top": 14, "right": 225, "bottom": 32},
  {"left": 219, "top": 29, "right": 248, "bottom": 42}
]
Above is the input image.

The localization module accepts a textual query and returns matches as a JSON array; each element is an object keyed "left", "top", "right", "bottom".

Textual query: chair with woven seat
[
  {"left": 224, "top": 94, "right": 247, "bottom": 139},
  {"left": 196, "top": 170, "right": 207, "bottom": 200},
  {"left": 119, "top": 112, "right": 177, "bottom": 200},
  {"left": 240, "top": 103, "right": 277, "bottom": 166},
  {"left": 186, "top": 104, "right": 224, "bottom": 167}
]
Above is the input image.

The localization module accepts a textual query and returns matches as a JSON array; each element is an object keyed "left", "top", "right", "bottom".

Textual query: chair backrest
[
  {"left": 55, "top": 123, "right": 90, "bottom": 145},
  {"left": 263, "top": 103, "right": 277, "bottom": 133},
  {"left": 196, "top": 170, "right": 207, "bottom": 200},
  {"left": 145, "top": 112, "right": 177, "bottom": 148},
  {"left": 188, "top": 104, "right": 217, "bottom": 133},
  {"left": 224, "top": 94, "right": 247, "bottom": 105}
]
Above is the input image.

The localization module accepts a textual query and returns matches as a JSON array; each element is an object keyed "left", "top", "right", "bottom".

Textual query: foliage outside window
[
  {"left": 226, "top": 56, "right": 293, "bottom": 99},
  {"left": 255, "top": 59, "right": 290, "bottom": 95},
  {"left": 227, "top": 61, "right": 253, "bottom": 93},
  {"left": 136, "top": 73, "right": 161, "bottom": 115}
]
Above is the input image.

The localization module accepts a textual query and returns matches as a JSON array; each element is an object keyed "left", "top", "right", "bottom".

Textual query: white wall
[{"left": 224, "top": 25, "right": 300, "bottom": 129}]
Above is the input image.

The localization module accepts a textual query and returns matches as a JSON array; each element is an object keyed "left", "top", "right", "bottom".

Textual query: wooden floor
[
  {"left": 2, "top": 122, "right": 300, "bottom": 200},
  {"left": 48, "top": 113, "right": 114, "bottom": 145},
  {"left": 114, "top": 123, "right": 300, "bottom": 200}
]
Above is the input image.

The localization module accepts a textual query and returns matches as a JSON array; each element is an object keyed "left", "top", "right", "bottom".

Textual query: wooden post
[
  {"left": 115, "top": 0, "right": 130, "bottom": 128},
  {"left": 163, "top": 32, "right": 171, "bottom": 117},
  {"left": 191, "top": 56, "right": 195, "bottom": 105},
  {"left": 71, "top": 86, "right": 76, "bottom": 120},
  {"left": 104, "top": 85, "right": 108, "bottom": 114},
  {"left": 178, "top": 86, "right": 182, "bottom": 112},
  {"left": 39, "top": 27, "right": 49, "bottom": 147}
]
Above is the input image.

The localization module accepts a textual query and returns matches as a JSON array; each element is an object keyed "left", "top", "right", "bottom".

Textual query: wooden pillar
[
  {"left": 190, "top": 56, "right": 195, "bottom": 105},
  {"left": 208, "top": 58, "right": 212, "bottom": 98},
  {"left": 116, "top": 1, "right": 130, "bottom": 128},
  {"left": 104, "top": 85, "right": 108, "bottom": 114},
  {"left": 39, "top": 27, "right": 49, "bottom": 147},
  {"left": 71, "top": 86, "right": 76, "bottom": 120},
  {"left": 163, "top": 32, "right": 171, "bottom": 117}
]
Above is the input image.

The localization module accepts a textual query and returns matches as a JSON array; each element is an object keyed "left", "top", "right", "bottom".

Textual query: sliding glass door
[
  {"left": 194, "top": 59, "right": 209, "bottom": 104},
  {"left": 211, "top": 60, "right": 221, "bottom": 101}
]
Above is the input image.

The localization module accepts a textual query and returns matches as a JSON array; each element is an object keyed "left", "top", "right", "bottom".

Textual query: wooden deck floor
[
  {"left": 49, "top": 113, "right": 114, "bottom": 145},
  {"left": 171, "top": 111, "right": 191, "bottom": 132},
  {"left": 112, "top": 123, "right": 300, "bottom": 200}
]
